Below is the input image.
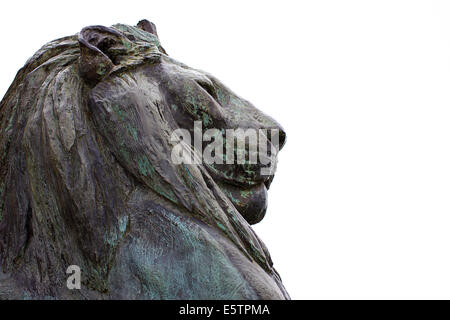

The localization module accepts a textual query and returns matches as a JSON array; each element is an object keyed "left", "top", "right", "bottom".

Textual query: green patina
[
  {"left": 202, "top": 113, "right": 212, "bottom": 126},
  {"left": 223, "top": 188, "right": 242, "bottom": 206},
  {"left": 4, "top": 103, "right": 17, "bottom": 133},
  {"left": 120, "top": 147, "right": 131, "bottom": 162},
  {"left": 5, "top": 115, "right": 14, "bottom": 132},
  {"left": 106, "top": 228, "right": 119, "bottom": 246},
  {"left": 240, "top": 190, "right": 252, "bottom": 199},
  {"left": 137, "top": 156, "right": 155, "bottom": 177},
  {"left": 127, "top": 207, "right": 253, "bottom": 299},
  {"left": 230, "top": 96, "right": 244, "bottom": 117},
  {"left": 121, "top": 39, "right": 132, "bottom": 50},
  {"left": 106, "top": 215, "right": 128, "bottom": 247},
  {"left": 118, "top": 139, "right": 131, "bottom": 162},
  {"left": 97, "top": 62, "right": 107, "bottom": 76},
  {"left": 112, "top": 104, "right": 138, "bottom": 141},
  {"left": 112, "top": 104, "right": 127, "bottom": 121},
  {"left": 183, "top": 165, "right": 194, "bottom": 187},
  {"left": 154, "top": 185, "right": 178, "bottom": 204},
  {"left": 184, "top": 84, "right": 214, "bottom": 123},
  {"left": 111, "top": 107, "right": 180, "bottom": 204},
  {"left": 119, "top": 215, "right": 129, "bottom": 233},
  {"left": 216, "top": 88, "right": 227, "bottom": 106},
  {"left": 125, "top": 124, "right": 138, "bottom": 141},
  {"left": 113, "top": 23, "right": 160, "bottom": 48},
  {"left": 216, "top": 221, "right": 227, "bottom": 233}
]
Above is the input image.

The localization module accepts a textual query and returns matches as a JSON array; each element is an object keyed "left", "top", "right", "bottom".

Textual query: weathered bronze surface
[{"left": 0, "top": 20, "right": 288, "bottom": 299}]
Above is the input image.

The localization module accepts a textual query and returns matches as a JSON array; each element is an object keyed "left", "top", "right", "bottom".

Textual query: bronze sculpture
[{"left": 0, "top": 20, "right": 288, "bottom": 299}]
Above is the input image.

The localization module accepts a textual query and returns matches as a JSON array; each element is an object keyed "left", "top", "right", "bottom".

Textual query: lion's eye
[{"left": 196, "top": 80, "right": 217, "bottom": 100}]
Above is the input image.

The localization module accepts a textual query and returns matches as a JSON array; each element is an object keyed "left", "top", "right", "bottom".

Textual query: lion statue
[{"left": 0, "top": 20, "right": 289, "bottom": 299}]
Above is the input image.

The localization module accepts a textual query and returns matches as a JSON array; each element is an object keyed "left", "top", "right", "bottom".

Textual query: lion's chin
[{"left": 216, "top": 180, "right": 268, "bottom": 225}]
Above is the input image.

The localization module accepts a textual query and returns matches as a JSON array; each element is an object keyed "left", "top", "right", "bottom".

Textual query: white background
[{"left": 1, "top": 0, "right": 450, "bottom": 299}]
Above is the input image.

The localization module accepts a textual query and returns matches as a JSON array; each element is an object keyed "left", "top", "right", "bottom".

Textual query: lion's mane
[{"left": 0, "top": 24, "right": 286, "bottom": 299}]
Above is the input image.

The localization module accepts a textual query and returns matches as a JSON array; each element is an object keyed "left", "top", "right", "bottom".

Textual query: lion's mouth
[
  {"left": 204, "top": 161, "right": 277, "bottom": 225},
  {"left": 215, "top": 179, "right": 269, "bottom": 225},
  {"left": 204, "top": 160, "right": 277, "bottom": 188}
]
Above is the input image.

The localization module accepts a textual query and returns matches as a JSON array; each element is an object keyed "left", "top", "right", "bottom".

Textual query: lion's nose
[
  {"left": 278, "top": 128, "right": 286, "bottom": 150},
  {"left": 266, "top": 126, "right": 286, "bottom": 151}
]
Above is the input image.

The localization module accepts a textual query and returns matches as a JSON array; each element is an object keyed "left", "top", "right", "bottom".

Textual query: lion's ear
[
  {"left": 137, "top": 19, "right": 159, "bottom": 37},
  {"left": 78, "top": 26, "right": 131, "bottom": 85},
  {"left": 137, "top": 19, "right": 168, "bottom": 55}
]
